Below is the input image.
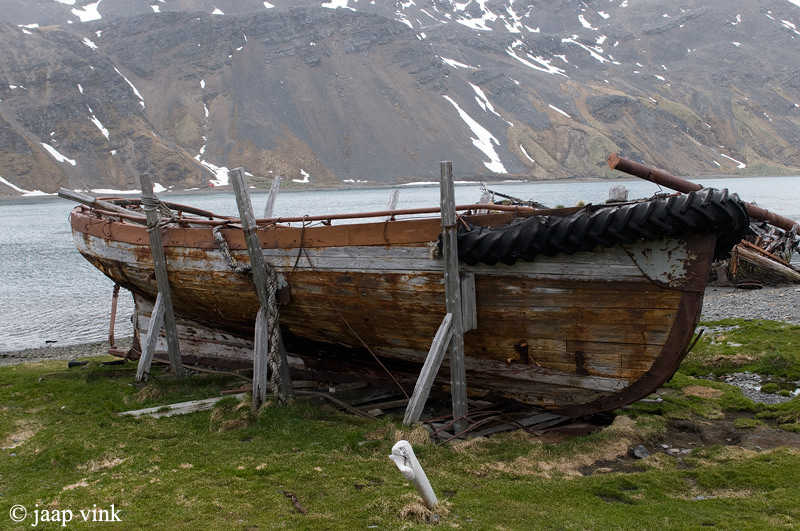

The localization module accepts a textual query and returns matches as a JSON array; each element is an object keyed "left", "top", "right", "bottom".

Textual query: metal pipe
[
  {"left": 75, "top": 202, "right": 566, "bottom": 227},
  {"left": 390, "top": 440, "right": 438, "bottom": 508},
  {"left": 608, "top": 153, "right": 800, "bottom": 232}
]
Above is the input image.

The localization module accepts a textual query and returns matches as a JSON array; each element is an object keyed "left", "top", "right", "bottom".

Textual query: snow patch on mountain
[
  {"left": 443, "top": 95, "right": 506, "bottom": 173},
  {"left": 72, "top": 0, "right": 102, "bottom": 22}
]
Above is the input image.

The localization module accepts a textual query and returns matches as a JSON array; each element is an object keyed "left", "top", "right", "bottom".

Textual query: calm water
[{"left": 1, "top": 176, "right": 798, "bottom": 352}]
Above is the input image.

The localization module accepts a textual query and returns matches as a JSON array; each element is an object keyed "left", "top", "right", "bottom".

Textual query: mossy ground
[{"left": 2, "top": 318, "right": 799, "bottom": 529}]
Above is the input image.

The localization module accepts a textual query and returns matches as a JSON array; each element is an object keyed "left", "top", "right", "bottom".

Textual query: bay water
[{"left": 1, "top": 176, "right": 798, "bottom": 353}]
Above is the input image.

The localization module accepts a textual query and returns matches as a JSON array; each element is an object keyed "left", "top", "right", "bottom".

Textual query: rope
[
  {"left": 262, "top": 262, "right": 290, "bottom": 403},
  {"left": 141, "top": 195, "right": 177, "bottom": 232},
  {"left": 212, "top": 225, "right": 288, "bottom": 401},
  {"left": 212, "top": 226, "right": 252, "bottom": 273}
]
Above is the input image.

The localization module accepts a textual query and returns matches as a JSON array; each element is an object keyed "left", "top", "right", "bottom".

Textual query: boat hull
[{"left": 70, "top": 205, "right": 715, "bottom": 416}]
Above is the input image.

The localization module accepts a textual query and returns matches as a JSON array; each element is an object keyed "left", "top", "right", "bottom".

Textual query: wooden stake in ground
[
  {"left": 440, "top": 162, "right": 469, "bottom": 434},
  {"left": 230, "top": 168, "right": 294, "bottom": 407},
  {"left": 402, "top": 163, "right": 470, "bottom": 430},
  {"left": 137, "top": 173, "right": 184, "bottom": 380}
]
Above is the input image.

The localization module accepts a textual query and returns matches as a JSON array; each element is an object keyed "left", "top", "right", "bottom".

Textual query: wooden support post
[
  {"left": 608, "top": 185, "right": 629, "bottom": 203},
  {"left": 263, "top": 175, "right": 281, "bottom": 218},
  {"left": 385, "top": 188, "right": 399, "bottom": 220},
  {"left": 440, "top": 161, "right": 468, "bottom": 433},
  {"left": 139, "top": 173, "right": 184, "bottom": 379},
  {"left": 402, "top": 168, "right": 477, "bottom": 427},
  {"left": 136, "top": 292, "right": 165, "bottom": 382},
  {"left": 403, "top": 313, "right": 453, "bottom": 425},
  {"left": 253, "top": 307, "right": 269, "bottom": 406},
  {"left": 230, "top": 168, "right": 294, "bottom": 408},
  {"left": 460, "top": 272, "right": 477, "bottom": 332}
]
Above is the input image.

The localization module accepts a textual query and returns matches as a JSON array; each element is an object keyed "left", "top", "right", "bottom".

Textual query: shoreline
[
  {"left": 0, "top": 338, "right": 133, "bottom": 368},
  {"left": 3, "top": 172, "right": 799, "bottom": 203},
  {"left": 2, "top": 285, "right": 798, "bottom": 368}
]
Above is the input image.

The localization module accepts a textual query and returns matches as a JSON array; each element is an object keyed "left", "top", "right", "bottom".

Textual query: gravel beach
[
  {"left": 2, "top": 285, "right": 798, "bottom": 368},
  {"left": 700, "top": 285, "right": 800, "bottom": 326},
  {"left": 0, "top": 338, "right": 133, "bottom": 368}
]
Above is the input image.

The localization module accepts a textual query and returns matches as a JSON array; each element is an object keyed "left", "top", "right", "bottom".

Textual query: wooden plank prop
[
  {"left": 263, "top": 175, "right": 281, "bottom": 218},
  {"left": 136, "top": 173, "right": 184, "bottom": 380},
  {"left": 230, "top": 168, "right": 294, "bottom": 407},
  {"left": 403, "top": 162, "right": 469, "bottom": 431}
]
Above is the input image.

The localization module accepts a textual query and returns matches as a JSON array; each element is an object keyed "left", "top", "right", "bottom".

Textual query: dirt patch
[
  {"left": 663, "top": 413, "right": 800, "bottom": 453},
  {"left": 78, "top": 457, "right": 127, "bottom": 473},
  {"left": 2, "top": 421, "right": 39, "bottom": 449},
  {"left": 683, "top": 386, "right": 724, "bottom": 399},
  {"left": 706, "top": 353, "right": 757, "bottom": 367},
  {"left": 580, "top": 412, "right": 800, "bottom": 477}
]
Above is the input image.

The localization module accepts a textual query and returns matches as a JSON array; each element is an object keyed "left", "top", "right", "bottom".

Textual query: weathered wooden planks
[{"left": 71, "top": 197, "right": 712, "bottom": 415}]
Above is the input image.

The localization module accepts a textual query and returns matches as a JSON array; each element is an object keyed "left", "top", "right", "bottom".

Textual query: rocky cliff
[{"left": 1, "top": 0, "right": 799, "bottom": 196}]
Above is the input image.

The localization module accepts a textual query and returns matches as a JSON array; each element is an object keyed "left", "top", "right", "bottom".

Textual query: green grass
[
  {"left": 2, "top": 319, "right": 800, "bottom": 529},
  {"left": 682, "top": 319, "right": 800, "bottom": 381}
]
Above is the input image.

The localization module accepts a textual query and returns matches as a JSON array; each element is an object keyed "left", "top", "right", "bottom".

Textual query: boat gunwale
[{"left": 85, "top": 197, "right": 593, "bottom": 227}]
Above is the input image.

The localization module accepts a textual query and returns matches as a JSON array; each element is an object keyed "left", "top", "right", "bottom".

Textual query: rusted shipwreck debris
[
  {"left": 61, "top": 160, "right": 756, "bottom": 425},
  {"left": 728, "top": 227, "right": 800, "bottom": 286},
  {"left": 609, "top": 154, "right": 800, "bottom": 288}
]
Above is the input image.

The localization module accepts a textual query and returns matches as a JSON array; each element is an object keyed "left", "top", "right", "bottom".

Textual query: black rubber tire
[{"left": 449, "top": 188, "right": 750, "bottom": 266}]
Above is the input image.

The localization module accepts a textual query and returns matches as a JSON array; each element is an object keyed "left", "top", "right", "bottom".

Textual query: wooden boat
[{"left": 67, "top": 186, "right": 749, "bottom": 417}]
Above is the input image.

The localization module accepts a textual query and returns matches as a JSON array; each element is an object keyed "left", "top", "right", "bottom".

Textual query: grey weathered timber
[
  {"left": 385, "top": 188, "right": 399, "bottom": 220},
  {"left": 136, "top": 292, "right": 165, "bottom": 382},
  {"left": 118, "top": 393, "right": 246, "bottom": 418},
  {"left": 608, "top": 185, "right": 629, "bottom": 202},
  {"left": 58, "top": 187, "right": 147, "bottom": 223},
  {"left": 230, "top": 168, "right": 294, "bottom": 406},
  {"left": 263, "top": 175, "right": 281, "bottom": 218},
  {"left": 460, "top": 272, "right": 477, "bottom": 332},
  {"left": 440, "top": 161, "right": 468, "bottom": 433},
  {"left": 252, "top": 307, "right": 269, "bottom": 407},
  {"left": 140, "top": 174, "right": 184, "bottom": 378},
  {"left": 403, "top": 313, "right": 454, "bottom": 425}
]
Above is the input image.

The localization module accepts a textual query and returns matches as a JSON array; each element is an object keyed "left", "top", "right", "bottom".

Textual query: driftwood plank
[
  {"left": 472, "top": 413, "right": 565, "bottom": 437},
  {"left": 118, "top": 394, "right": 245, "bottom": 418},
  {"left": 58, "top": 188, "right": 147, "bottom": 223}
]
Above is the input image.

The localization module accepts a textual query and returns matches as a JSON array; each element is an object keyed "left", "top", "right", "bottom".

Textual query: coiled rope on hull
[{"left": 450, "top": 188, "right": 750, "bottom": 266}]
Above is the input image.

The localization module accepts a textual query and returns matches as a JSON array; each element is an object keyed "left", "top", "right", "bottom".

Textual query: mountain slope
[{"left": 1, "top": 1, "right": 799, "bottom": 196}]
